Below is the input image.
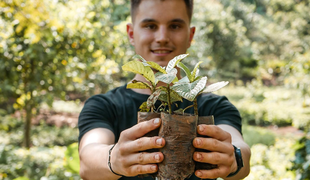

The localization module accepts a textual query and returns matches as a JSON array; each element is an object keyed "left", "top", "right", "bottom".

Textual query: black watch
[{"left": 227, "top": 145, "right": 244, "bottom": 177}]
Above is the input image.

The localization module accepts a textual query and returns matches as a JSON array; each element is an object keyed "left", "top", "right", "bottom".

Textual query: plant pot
[
  {"left": 157, "top": 112, "right": 197, "bottom": 180},
  {"left": 137, "top": 112, "right": 216, "bottom": 179},
  {"left": 195, "top": 115, "right": 218, "bottom": 170}
]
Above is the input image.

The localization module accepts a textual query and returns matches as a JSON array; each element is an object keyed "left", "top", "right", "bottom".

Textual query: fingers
[
  {"left": 125, "top": 164, "right": 158, "bottom": 176},
  {"left": 195, "top": 165, "right": 231, "bottom": 179},
  {"left": 193, "top": 151, "right": 234, "bottom": 179},
  {"left": 197, "top": 125, "right": 231, "bottom": 142},
  {"left": 119, "top": 135, "right": 165, "bottom": 154},
  {"left": 193, "top": 137, "right": 233, "bottom": 153},
  {"left": 193, "top": 151, "right": 234, "bottom": 166},
  {"left": 127, "top": 151, "right": 164, "bottom": 165},
  {"left": 121, "top": 118, "right": 161, "bottom": 140}
]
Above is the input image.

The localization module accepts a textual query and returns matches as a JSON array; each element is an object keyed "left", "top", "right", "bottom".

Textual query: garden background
[{"left": 0, "top": 0, "right": 309, "bottom": 179}]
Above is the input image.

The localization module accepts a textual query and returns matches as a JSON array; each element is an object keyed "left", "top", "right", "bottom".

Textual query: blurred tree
[{"left": 0, "top": 0, "right": 131, "bottom": 148}]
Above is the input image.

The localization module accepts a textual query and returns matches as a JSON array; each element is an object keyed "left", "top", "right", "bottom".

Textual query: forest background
[{"left": 0, "top": 0, "right": 309, "bottom": 179}]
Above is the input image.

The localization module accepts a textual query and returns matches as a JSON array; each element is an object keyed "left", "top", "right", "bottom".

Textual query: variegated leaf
[
  {"left": 172, "top": 76, "right": 207, "bottom": 101},
  {"left": 203, "top": 81, "right": 229, "bottom": 93},
  {"left": 175, "top": 76, "right": 190, "bottom": 84},
  {"left": 139, "top": 101, "right": 149, "bottom": 112},
  {"left": 155, "top": 68, "right": 177, "bottom": 84},
  {"left": 126, "top": 81, "right": 151, "bottom": 90},
  {"left": 191, "top": 61, "right": 203, "bottom": 81},
  {"left": 158, "top": 89, "right": 183, "bottom": 103},
  {"left": 189, "top": 76, "right": 208, "bottom": 97},
  {"left": 133, "top": 54, "right": 150, "bottom": 67},
  {"left": 166, "top": 54, "right": 189, "bottom": 73},
  {"left": 122, "top": 60, "right": 155, "bottom": 84},
  {"left": 177, "top": 62, "right": 192, "bottom": 81},
  {"left": 147, "top": 89, "right": 161, "bottom": 109},
  {"left": 146, "top": 61, "right": 166, "bottom": 74}
]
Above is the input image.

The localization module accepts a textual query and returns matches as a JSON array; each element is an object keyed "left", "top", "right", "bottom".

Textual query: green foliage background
[{"left": 0, "top": 0, "right": 309, "bottom": 179}]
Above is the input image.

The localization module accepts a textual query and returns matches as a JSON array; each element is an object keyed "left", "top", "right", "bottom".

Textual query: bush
[
  {"left": 218, "top": 84, "right": 310, "bottom": 129},
  {"left": 245, "top": 137, "right": 296, "bottom": 180},
  {"left": 242, "top": 125, "right": 276, "bottom": 147},
  {"left": 0, "top": 144, "right": 80, "bottom": 180},
  {"left": 291, "top": 134, "right": 310, "bottom": 180}
]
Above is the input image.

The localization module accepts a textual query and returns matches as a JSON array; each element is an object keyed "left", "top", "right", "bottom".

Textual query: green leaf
[
  {"left": 177, "top": 62, "right": 192, "bottom": 81},
  {"left": 191, "top": 61, "right": 203, "bottom": 81},
  {"left": 166, "top": 54, "right": 189, "bottom": 73},
  {"left": 202, "top": 81, "right": 229, "bottom": 93},
  {"left": 122, "top": 60, "right": 155, "bottom": 84},
  {"left": 127, "top": 80, "right": 152, "bottom": 90},
  {"left": 64, "top": 143, "right": 80, "bottom": 174}
]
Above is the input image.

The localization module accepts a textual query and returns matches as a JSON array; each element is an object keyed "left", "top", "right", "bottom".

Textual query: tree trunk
[{"left": 24, "top": 97, "right": 33, "bottom": 149}]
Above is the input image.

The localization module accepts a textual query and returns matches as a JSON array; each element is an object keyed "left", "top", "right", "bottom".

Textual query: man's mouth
[{"left": 152, "top": 50, "right": 172, "bottom": 54}]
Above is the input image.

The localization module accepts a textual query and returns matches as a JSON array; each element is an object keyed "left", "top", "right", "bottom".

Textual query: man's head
[
  {"left": 127, "top": 0, "right": 196, "bottom": 67},
  {"left": 130, "top": 0, "right": 194, "bottom": 23}
]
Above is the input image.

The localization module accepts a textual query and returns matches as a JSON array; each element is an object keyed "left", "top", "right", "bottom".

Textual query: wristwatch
[{"left": 227, "top": 145, "right": 244, "bottom": 177}]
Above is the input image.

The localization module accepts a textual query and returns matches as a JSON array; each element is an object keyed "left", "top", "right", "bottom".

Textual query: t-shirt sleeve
[
  {"left": 199, "top": 94, "right": 242, "bottom": 133},
  {"left": 78, "top": 94, "right": 116, "bottom": 143}
]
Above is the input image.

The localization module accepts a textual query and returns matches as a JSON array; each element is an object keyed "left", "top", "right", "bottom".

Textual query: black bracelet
[{"left": 108, "top": 144, "right": 123, "bottom": 177}]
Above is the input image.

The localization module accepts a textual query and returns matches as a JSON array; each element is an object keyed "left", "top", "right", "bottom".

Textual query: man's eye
[
  {"left": 145, "top": 24, "right": 156, "bottom": 30},
  {"left": 170, "top": 24, "right": 181, "bottom": 29}
]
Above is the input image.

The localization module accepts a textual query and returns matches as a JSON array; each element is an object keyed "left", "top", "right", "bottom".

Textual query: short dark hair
[{"left": 130, "top": 0, "right": 194, "bottom": 22}]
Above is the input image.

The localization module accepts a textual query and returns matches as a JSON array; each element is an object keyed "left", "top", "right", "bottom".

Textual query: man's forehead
[{"left": 132, "top": 0, "right": 189, "bottom": 23}]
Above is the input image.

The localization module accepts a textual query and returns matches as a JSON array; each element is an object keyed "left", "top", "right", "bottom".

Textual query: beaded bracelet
[{"left": 108, "top": 143, "right": 123, "bottom": 177}]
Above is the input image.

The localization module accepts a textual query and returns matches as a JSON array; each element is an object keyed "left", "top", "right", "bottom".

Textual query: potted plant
[{"left": 122, "top": 54, "right": 228, "bottom": 180}]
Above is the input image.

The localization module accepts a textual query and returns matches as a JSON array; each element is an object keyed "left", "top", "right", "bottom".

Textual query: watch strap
[{"left": 227, "top": 145, "right": 244, "bottom": 177}]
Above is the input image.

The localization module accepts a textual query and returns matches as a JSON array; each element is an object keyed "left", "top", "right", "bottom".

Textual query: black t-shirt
[{"left": 78, "top": 84, "right": 242, "bottom": 180}]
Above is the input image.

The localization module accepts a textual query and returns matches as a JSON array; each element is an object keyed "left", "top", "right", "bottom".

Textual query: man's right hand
[
  {"left": 110, "top": 118, "right": 165, "bottom": 176},
  {"left": 79, "top": 118, "right": 165, "bottom": 180}
]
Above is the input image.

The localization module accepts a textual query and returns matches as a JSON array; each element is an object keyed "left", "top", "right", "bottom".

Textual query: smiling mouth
[{"left": 152, "top": 50, "right": 172, "bottom": 54}]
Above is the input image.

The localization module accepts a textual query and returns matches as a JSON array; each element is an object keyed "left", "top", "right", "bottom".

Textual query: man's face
[{"left": 127, "top": 0, "right": 195, "bottom": 67}]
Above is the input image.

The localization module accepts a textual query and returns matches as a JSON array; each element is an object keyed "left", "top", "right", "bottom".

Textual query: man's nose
[{"left": 155, "top": 26, "right": 169, "bottom": 45}]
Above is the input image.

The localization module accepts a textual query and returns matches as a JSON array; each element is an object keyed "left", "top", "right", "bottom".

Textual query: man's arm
[
  {"left": 218, "top": 124, "right": 251, "bottom": 180},
  {"left": 78, "top": 118, "right": 165, "bottom": 180},
  {"left": 193, "top": 124, "right": 251, "bottom": 180}
]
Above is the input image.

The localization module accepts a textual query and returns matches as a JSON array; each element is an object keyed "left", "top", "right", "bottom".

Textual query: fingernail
[
  {"left": 196, "top": 138, "right": 202, "bottom": 146},
  {"left": 156, "top": 138, "right": 162, "bottom": 145},
  {"left": 198, "top": 125, "right": 204, "bottom": 132},
  {"left": 155, "top": 154, "right": 160, "bottom": 161},
  {"left": 151, "top": 165, "right": 157, "bottom": 171},
  {"left": 154, "top": 118, "right": 160, "bottom": 124},
  {"left": 196, "top": 153, "right": 202, "bottom": 160},
  {"left": 196, "top": 170, "right": 202, "bottom": 177}
]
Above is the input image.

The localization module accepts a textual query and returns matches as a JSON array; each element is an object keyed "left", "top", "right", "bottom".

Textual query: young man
[{"left": 78, "top": 0, "right": 251, "bottom": 180}]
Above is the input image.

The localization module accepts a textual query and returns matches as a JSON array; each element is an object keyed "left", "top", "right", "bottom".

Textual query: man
[{"left": 78, "top": 0, "right": 251, "bottom": 180}]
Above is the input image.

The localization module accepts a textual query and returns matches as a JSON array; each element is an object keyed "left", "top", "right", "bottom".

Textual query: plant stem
[
  {"left": 193, "top": 98, "right": 198, "bottom": 116},
  {"left": 167, "top": 85, "right": 172, "bottom": 114}
]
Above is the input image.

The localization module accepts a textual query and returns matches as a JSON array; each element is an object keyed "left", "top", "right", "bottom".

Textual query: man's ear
[
  {"left": 188, "top": 26, "right": 196, "bottom": 47},
  {"left": 127, "top": 23, "right": 135, "bottom": 46}
]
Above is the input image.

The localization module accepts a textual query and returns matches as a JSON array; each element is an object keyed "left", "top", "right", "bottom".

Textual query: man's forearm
[{"left": 79, "top": 143, "right": 121, "bottom": 180}]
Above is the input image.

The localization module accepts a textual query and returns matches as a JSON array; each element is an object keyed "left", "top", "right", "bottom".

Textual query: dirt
[
  {"left": 267, "top": 125, "right": 305, "bottom": 136},
  {"left": 13, "top": 109, "right": 79, "bottom": 128}
]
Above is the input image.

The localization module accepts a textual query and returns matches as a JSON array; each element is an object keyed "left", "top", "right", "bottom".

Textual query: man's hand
[
  {"left": 110, "top": 118, "right": 165, "bottom": 177},
  {"left": 193, "top": 125, "right": 237, "bottom": 179}
]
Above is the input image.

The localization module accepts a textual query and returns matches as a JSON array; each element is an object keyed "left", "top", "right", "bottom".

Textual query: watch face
[{"left": 235, "top": 147, "right": 244, "bottom": 167}]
